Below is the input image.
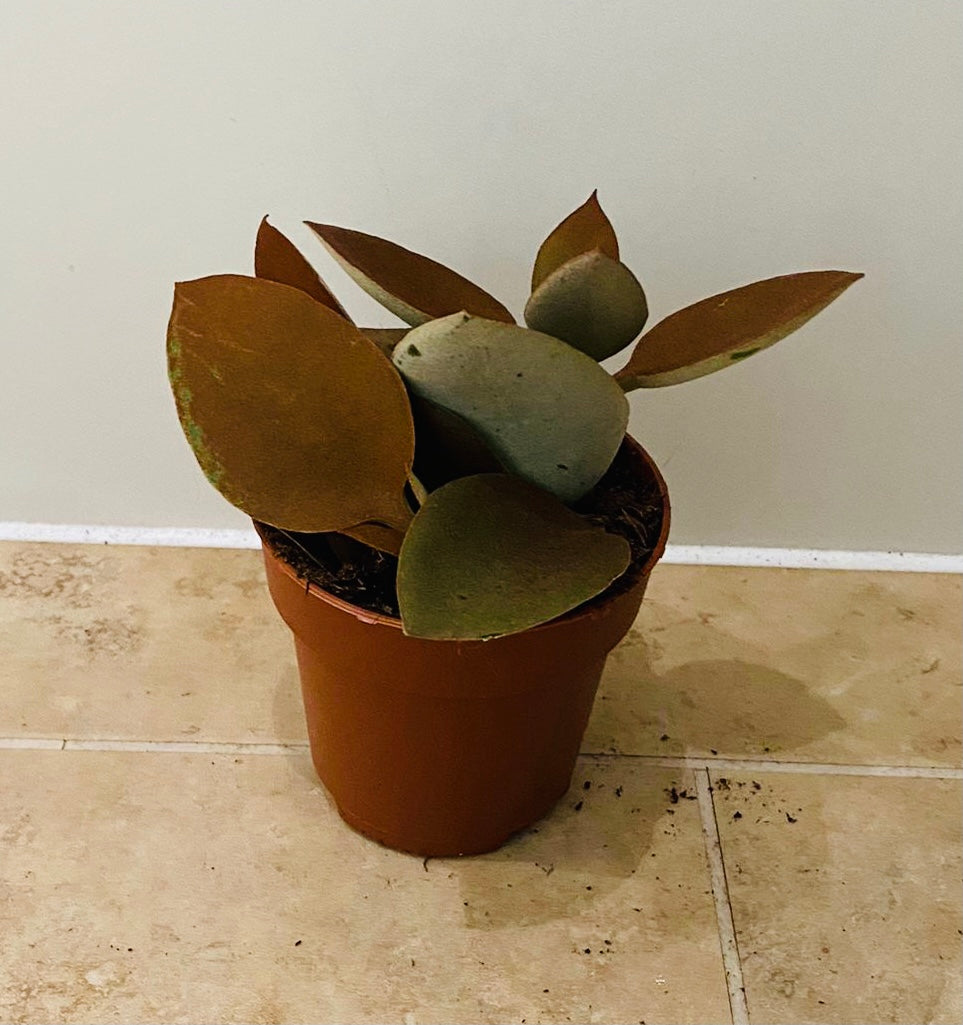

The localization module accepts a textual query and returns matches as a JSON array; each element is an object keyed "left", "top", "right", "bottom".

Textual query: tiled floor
[{"left": 1, "top": 542, "right": 960, "bottom": 1024}]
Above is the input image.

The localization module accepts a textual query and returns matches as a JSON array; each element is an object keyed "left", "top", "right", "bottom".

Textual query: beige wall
[{"left": 1, "top": 2, "right": 960, "bottom": 554}]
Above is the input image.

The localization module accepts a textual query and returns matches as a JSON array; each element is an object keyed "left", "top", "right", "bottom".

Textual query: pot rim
[{"left": 255, "top": 433, "right": 670, "bottom": 633}]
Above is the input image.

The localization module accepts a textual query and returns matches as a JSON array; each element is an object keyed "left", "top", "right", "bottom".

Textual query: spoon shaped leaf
[
  {"left": 531, "top": 190, "right": 619, "bottom": 291},
  {"left": 616, "top": 270, "right": 864, "bottom": 390},
  {"left": 393, "top": 314, "right": 629, "bottom": 503},
  {"left": 255, "top": 217, "right": 350, "bottom": 320},
  {"left": 305, "top": 222, "right": 515, "bottom": 327},
  {"left": 524, "top": 250, "right": 649, "bottom": 361},
  {"left": 167, "top": 274, "right": 414, "bottom": 532},
  {"left": 397, "top": 473, "right": 631, "bottom": 640}
]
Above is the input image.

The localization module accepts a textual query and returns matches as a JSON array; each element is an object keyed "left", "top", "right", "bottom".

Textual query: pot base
[{"left": 332, "top": 785, "right": 569, "bottom": 858}]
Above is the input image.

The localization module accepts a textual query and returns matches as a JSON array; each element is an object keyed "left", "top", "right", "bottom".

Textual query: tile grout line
[
  {"left": 586, "top": 751, "right": 963, "bottom": 779},
  {"left": 695, "top": 767, "right": 750, "bottom": 1025},
  {"left": 0, "top": 737, "right": 960, "bottom": 779},
  {"left": 62, "top": 739, "right": 308, "bottom": 755},
  {"left": 0, "top": 737, "right": 67, "bottom": 751},
  {"left": 0, "top": 738, "right": 309, "bottom": 755}
]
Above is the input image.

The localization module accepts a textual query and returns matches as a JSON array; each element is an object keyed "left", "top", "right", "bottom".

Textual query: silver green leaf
[
  {"left": 524, "top": 250, "right": 648, "bottom": 361},
  {"left": 392, "top": 313, "right": 629, "bottom": 503},
  {"left": 397, "top": 473, "right": 631, "bottom": 640}
]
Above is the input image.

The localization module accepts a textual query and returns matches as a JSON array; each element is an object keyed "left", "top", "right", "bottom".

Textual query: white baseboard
[
  {"left": 662, "top": 544, "right": 962, "bottom": 574},
  {"left": 0, "top": 522, "right": 960, "bottom": 573},
  {"left": 0, "top": 522, "right": 261, "bottom": 549}
]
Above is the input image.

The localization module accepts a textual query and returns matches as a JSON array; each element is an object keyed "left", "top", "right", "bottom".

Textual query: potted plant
[{"left": 167, "top": 192, "right": 861, "bottom": 856}]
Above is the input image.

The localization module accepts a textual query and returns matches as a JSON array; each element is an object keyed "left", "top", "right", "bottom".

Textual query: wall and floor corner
[{"left": 1, "top": 3, "right": 960, "bottom": 560}]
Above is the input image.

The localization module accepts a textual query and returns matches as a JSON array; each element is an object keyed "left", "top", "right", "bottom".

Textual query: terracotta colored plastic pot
[{"left": 258, "top": 436, "right": 669, "bottom": 857}]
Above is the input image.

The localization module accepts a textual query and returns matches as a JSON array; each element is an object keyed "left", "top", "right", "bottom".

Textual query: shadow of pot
[{"left": 257, "top": 436, "right": 670, "bottom": 857}]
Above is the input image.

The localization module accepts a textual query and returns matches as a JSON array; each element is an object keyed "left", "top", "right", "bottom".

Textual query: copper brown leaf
[
  {"left": 531, "top": 191, "right": 620, "bottom": 291},
  {"left": 306, "top": 222, "right": 514, "bottom": 326},
  {"left": 616, "top": 271, "right": 863, "bottom": 389},
  {"left": 167, "top": 274, "right": 414, "bottom": 533},
  {"left": 254, "top": 217, "right": 351, "bottom": 320}
]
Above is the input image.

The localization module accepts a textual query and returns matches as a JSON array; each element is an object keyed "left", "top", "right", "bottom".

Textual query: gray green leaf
[
  {"left": 397, "top": 473, "right": 631, "bottom": 640},
  {"left": 524, "top": 251, "right": 648, "bottom": 361},
  {"left": 392, "top": 313, "right": 629, "bottom": 503}
]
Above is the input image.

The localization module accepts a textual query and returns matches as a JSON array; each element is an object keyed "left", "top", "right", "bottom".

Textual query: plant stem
[{"left": 406, "top": 471, "right": 428, "bottom": 510}]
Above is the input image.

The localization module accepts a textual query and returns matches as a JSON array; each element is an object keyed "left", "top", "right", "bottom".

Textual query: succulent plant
[{"left": 167, "top": 193, "right": 861, "bottom": 640}]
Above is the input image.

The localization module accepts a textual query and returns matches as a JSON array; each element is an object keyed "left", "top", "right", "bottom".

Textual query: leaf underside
[
  {"left": 340, "top": 521, "right": 406, "bottom": 555},
  {"left": 524, "top": 250, "right": 648, "bottom": 361},
  {"left": 254, "top": 217, "right": 350, "bottom": 320},
  {"left": 616, "top": 270, "right": 864, "bottom": 390},
  {"left": 305, "top": 222, "right": 515, "bottom": 327},
  {"left": 393, "top": 313, "right": 629, "bottom": 503},
  {"left": 397, "top": 473, "right": 631, "bottom": 640},
  {"left": 167, "top": 274, "right": 415, "bottom": 532},
  {"left": 531, "top": 190, "right": 619, "bottom": 291}
]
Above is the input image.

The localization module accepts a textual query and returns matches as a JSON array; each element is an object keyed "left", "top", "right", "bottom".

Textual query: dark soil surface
[{"left": 257, "top": 438, "right": 665, "bottom": 620}]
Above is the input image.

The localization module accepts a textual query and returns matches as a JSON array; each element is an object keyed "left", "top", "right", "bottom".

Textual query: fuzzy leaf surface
[
  {"left": 397, "top": 473, "right": 631, "bottom": 640},
  {"left": 616, "top": 270, "right": 864, "bottom": 389},
  {"left": 254, "top": 217, "right": 350, "bottom": 320},
  {"left": 393, "top": 313, "right": 629, "bottom": 503},
  {"left": 167, "top": 274, "right": 414, "bottom": 532},
  {"left": 305, "top": 222, "right": 514, "bottom": 327},
  {"left": 531, "top": 190, "right": 619, "bottom": 291},
  {"left": 524, "top": 250, "right": 649, "bottom": 361}
]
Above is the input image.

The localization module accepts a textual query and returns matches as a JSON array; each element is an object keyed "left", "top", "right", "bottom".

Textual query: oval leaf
[
  {"left": 524, "top": 250, "right": 648, "bottom": 361},
  {"left": 616, "top": 270, "right": 864, "bottom": 390},
  {"left": 393, "top": 313, "right": 629, "bottom": 503},
  {"left": 167, "top": 274, "right": 415, "bottom": 532},
  {"left": 531, "top": 190, "right": 619, "bottom": 291},
  {"left": 255, "top": 217, "right": 350, "bottom": 320},
  {"left": 305, "top": 222, "right": 515, "bottom": 327},
  {"left": 397, "top": 474, "right": 631, "bottom": 640}
]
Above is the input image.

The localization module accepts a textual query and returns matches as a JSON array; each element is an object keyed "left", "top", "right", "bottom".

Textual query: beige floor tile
[
  {"left": 588, "top": 565, "right": 962, "bottom": 766},
  {"left": 712, "top": 771, "right": 962, "bottom": 1025},
  {"left": 1, "top": 750, "right": 729, "bottom": 1025},
  {"left": 7, "top": 542, "right": 958, "bottom": 768},
  {"left": 0, "top": 542, "right": 307, "bottom": 744}
]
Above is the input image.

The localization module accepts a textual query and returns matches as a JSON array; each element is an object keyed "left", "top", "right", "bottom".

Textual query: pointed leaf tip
[
  {"left": 397, "top": 473, "right": 631, "bottom": 640},
  {"left": 254, "top": 217, "right": 351, "bottom": 320},
  {"left": 305, "top": 221, "right": 515, "bottom": 327},
  {"left": 616, "top": 270, "right": 863, "bottom": 390},
  {"left": 532, "top": 192, "right": 619, "bottom": 291}
]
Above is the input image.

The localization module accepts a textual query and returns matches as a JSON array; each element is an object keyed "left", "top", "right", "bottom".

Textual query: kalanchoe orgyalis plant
[{"left": 167, "top": 193, "right": 862, "bottom": 640}]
